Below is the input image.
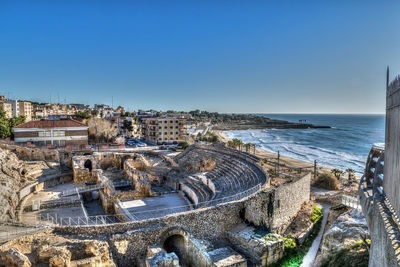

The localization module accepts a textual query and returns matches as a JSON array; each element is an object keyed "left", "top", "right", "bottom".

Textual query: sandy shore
[{"left": 213, "top": 130, "right": 358, "bottom": 177}]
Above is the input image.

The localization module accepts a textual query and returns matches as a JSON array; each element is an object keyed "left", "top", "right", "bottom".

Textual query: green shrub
[
  {"left": 178, "top": 141, "right": 190, "bottom": 149},
  {"left": 268, "top": 168, "right": 276, "bottom": 177},
  {"left": 283, "top": 237, "right": 297, "bottom": 255},
  {"left": 314, "top": 172, "right": 340, "bottom": 190},
  {"left": 311, "top": 206, "right": 323, "bottom": 224},
  {"left": 271, "top": 211, "right": 324, "bottom": 267}
]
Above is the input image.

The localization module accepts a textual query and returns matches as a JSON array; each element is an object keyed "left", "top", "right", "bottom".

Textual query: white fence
[{"left": 341, "top": 195, "right": 361, "bottom": 211}]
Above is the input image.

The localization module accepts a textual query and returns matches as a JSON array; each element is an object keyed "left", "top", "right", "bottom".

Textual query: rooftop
[{"left": 13, "top": 119, "right": 87, "bottom": 129}]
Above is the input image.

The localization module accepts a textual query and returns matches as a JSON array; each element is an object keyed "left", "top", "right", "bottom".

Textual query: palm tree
[
  {"left": 331, "top": 168, "right": 344, "bottom": 179},
  {"left": 252, "top": 143, "right": 256, "bottom": 154},
  {"left": 238, "top": 140, "right": 244, "bottom": 151},
  {"left": 345, "top": 168, "right": 355, "bottom": 182},
  {"left": 227, "top": 140, "right": 234, "bottom": 148},
  {"left": 245, "top": 143, "right": 251, "bottom": 153}
]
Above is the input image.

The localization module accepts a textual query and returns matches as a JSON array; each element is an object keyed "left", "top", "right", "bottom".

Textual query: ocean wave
[{"left": 226, "top": 128, "right": 369, "bottom": 173}]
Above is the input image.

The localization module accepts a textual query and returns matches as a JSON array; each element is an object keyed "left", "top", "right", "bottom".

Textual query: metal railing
[
  {"left": 62, "top": 180, "right": 132, "bottom": 196},
  {"left": 22, "top": 184, "right": 262, "bottom": 227}
]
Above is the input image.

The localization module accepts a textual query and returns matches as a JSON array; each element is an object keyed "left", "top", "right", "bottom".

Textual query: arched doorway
[
  {"left": 163, "top": 234, "right": 186, "bottom": 263},
  {"left": 84, "top": 159, "right": 93, "bottom": 172}
]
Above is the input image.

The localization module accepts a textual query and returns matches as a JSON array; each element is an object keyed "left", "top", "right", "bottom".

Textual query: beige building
[
  {"left": 0, "top": 100, "right": 12, "bottom": 118},
  {"left": 13, "top": 119, "right": 88, "bottom": 147},
  {"left": 18, "top": 101, "right": 33, "bottom": 121},
  {"left": 142, "top": 117, "right": 187, "bottom": 144}
]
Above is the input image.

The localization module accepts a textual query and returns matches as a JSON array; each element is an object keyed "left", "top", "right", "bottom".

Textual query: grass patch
[{"left": 270, "top": 206, "right": 323, "bottom": 267}]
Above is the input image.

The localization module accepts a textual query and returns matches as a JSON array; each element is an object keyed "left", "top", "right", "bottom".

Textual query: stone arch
[
  {"left": 84, "top": 159, "right": 93, "bottom": 172},
  {"left": 160, "top": 227, "right": 190, "bottom": 266}
]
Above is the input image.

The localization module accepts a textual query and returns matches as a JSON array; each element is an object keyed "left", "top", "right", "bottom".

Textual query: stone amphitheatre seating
[{"left": 175, "top": 144, "right": 267, "bottom": 206}]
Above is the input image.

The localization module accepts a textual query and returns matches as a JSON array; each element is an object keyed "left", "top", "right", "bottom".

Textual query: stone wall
[
  {"left": 55, "top": 173, "right": 310, "bottom": 264},
  {"left": 0, "top": 143, "right": 59, "bottom": 162},
  {"left": 244, "top": 173, "right": 311, "bottom": 233}
]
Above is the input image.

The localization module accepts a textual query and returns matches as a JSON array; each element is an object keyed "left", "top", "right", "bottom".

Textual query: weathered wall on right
[
  {"left": 369, "top": 200, "right": 399, "bottom": 267},
  {"left": 384, "top": 77, "right": 400, "bottom": 216}
]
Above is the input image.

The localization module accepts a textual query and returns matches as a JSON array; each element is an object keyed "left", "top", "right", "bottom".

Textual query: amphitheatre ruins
[{"left": 0, "top": 140, "right": 314, "bottom": 266}]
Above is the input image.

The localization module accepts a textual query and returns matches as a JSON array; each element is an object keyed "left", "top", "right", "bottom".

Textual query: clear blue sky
[{"left": 1, "top": 0, "right": 399, "bottom": 113}]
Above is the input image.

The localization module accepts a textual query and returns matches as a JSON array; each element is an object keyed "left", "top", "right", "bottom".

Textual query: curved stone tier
[{"left": 175, "top": 144, "right": 268, "bottom": 206}]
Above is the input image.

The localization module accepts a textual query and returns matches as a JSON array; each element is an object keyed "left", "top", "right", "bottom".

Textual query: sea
[{"left": 224, "top": 114, "right": 385, "bottom": 174}]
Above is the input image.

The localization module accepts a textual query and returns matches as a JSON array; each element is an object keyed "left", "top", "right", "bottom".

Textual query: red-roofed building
[{"left": 12, "top": 119, "right": 88, "bottom": 147}]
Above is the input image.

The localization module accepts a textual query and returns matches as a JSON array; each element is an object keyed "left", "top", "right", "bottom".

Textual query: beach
[{"left": 214, "top": 130, "right": 354, "bottom": 177}]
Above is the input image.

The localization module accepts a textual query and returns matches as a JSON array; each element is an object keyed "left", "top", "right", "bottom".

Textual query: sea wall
[{"left": 384, "top": 79, "right": 400, "bottom": 216}]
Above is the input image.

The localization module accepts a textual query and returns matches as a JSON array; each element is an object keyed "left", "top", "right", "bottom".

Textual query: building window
[
  {"left": 164, "top": 126, "right": 167, "bottom": 129},
  {"left": 170, "top": 132, "right": 173, "bottom": 135},
  {"left": 175, "top": 120, "right": 178, "bottom": 123},
  {"left": 176, "top": 132, "right": 178, "bottom": 134},
  {"left": 53, "top": 131, "right": 65, "bottom": 137},
  {"left": 175, "top": 126, "right": 178, "bottom": 129},
  {"left": 170, "top": 126, "right": 173, "bottom": 129}
]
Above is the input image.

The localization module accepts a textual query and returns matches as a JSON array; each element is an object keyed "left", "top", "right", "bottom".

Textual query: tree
[
  {"left": 10, "top": 116, "right": 25, "bottom": 128},
  {"left": 75, "top": 111, "right": 91, "bottom": 120},
  {"left": 331, "top": 168, "right": 344, "bottom": 179},
  {"left": 91, "top": 110, "right": 99, "bottom": 117},
  {"left": 9, "top": 116, "right": 25, "bottom": 138},
  {"left": 122, "top": 119, "right": 133, "bottom": 132},
  {"left": 346, "top": 168, "right": 355, "bottom": 182},
  {"left": 87, "top": 118, "right": 118, "bottom": 144},
  {"left": 178, "top": 141, "right": 190, "bottom": 149},
  {"left": 245, "top": 143, "right": 251, "bottom": 153}
]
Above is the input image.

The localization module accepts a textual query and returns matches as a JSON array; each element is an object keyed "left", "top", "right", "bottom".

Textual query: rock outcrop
[
  {"left": 0, "top": 147, "right": 55, "bottom": 221},
  {"left": 0, "top": 231, "right": 116, "bottom": 266},
  {"left": 319, "top": 209, "right": 369, "bottom": 257},
  {"left": 0, "top": 248, "right": 31, "bottom": 267}
]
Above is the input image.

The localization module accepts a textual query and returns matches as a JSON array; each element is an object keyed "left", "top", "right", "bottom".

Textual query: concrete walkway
[{"left": 300, "top": 203, "right": 330, "bottom": 267}]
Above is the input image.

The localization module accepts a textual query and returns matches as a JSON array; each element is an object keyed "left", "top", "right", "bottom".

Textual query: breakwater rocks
[{"left": 212, "top": 120, "right": 331, "bottom": 131}]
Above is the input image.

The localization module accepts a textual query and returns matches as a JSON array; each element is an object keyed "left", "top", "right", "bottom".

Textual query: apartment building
[
  {"left": 0, "top": 100, "right": 12, "bottom": 118},
  {"left": 9, "top": 100, "right": 19, "bottom": 118},
  {"left": 142, "top": 117, "right": 187, "bottom": 144},
  {"left": 18, "top": 101, "right": 33, "bottom": 121},
  {"left": 12, "top": 119, "right": 88, "bottom": 147}
]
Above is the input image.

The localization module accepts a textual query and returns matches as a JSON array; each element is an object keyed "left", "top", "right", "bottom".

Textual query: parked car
[{"left": 136, "top": 142, "right": 147, "bottom": 147}]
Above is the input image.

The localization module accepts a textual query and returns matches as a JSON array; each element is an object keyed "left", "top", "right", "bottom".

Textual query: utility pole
[
  {"left": 277, "top": 151, "right": 280, "bottom": 177},
  {"left": 314, "top": 160, "right": 317, "bottom": 181}
]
